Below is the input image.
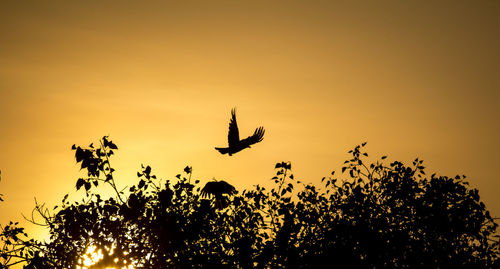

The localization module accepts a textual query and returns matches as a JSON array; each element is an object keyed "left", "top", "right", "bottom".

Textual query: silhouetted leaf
[
  {"left": 75, "top": 147, "right": 84, "bottom": 162},
  {"left": 138, "top": 180, "right": 146, "bottom": 189},
  {"left": 108, "top": 142, "right": 118, "bottom": 149},
  {"left": 76, "top": 178, "right": 85, "bottom": 190}
]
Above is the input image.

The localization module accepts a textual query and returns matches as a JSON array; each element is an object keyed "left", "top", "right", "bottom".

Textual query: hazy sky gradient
[{"left": 1, "top": 1, "right": 499, "bottom": 238}]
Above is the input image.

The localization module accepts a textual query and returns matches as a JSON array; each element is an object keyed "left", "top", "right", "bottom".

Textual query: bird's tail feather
[{"left": 215, "top": 147, "right": 229, "bottom": 154}]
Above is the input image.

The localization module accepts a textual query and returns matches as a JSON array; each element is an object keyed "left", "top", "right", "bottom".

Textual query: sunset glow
[
  {"left": 1, "top": 1, "right": 499, "bottom": 265},
  {"left": 77, "top": 245, "right": 134, "bottom": 269}
]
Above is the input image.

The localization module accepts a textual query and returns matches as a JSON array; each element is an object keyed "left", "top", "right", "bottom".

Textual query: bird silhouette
[
  {"left": 215, "top": 108, "right": 265, "bottom": 156},
  {"left": 201, "top": 180, "right": 237, "bottom": 210}
]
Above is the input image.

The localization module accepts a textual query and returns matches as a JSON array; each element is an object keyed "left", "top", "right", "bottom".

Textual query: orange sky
[{"left": 1, "top": 1, "right": 499, "bottom": 239}]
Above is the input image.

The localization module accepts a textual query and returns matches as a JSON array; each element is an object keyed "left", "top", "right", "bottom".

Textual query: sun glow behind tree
[{"left": 77, "top": 245, "right": 134, "bottom": 269}]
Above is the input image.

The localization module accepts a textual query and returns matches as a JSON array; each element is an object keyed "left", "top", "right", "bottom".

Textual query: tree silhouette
[{"left": 1, "top": 137, "right": 499, "bottom": 268}]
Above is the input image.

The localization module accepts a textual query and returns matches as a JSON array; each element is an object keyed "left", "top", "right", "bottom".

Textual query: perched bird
[
  {"left": 201, "top": 180, "right": 237, "bottom": 210},
  {"left": 215, "top": 108, "right": 265, "bottom": 156}
]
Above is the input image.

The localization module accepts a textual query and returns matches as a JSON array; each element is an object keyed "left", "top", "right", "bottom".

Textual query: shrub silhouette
[{"left": 1, "top": 137, "right": 499, "bottom": 268}]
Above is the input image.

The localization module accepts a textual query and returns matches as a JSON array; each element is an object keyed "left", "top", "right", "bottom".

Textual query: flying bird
[
  {"left": 215, "top": 108, "right": 265, "bottom": 156},
  {"left": 201, "top": 180, "right": 237, "bottom": 210}
]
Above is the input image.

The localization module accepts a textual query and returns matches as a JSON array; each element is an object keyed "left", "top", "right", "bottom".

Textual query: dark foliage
[{"left": 1, "top": 137, "right": 499, "bottom": 268}]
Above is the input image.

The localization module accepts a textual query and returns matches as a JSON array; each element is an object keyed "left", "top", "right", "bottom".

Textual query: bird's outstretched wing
[
  {"left": 239, "top": 126, "right": 265, "bottom": 148},
  {"left": 227, "top": 108, "right": 240, "bottom": 147},
  {"left": 201, "top": 180, "right": 237, "bottom": 210},
  {"left": 201, "top": 181, "right": 217, "bottom": 198},
  {"left": 200, "top": 180, "right": 237, "bottom": 198},
  {"left": 216, "top": 180, "right": 237, "bottom": 195}
]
